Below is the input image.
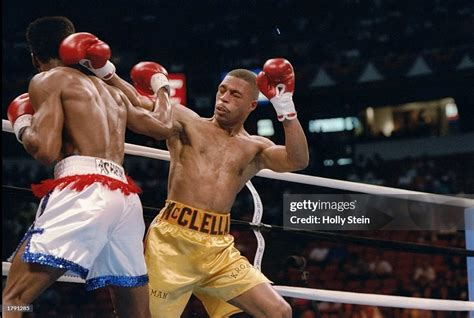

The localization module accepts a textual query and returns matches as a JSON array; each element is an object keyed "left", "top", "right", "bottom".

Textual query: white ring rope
[
  {"left": 246, "top": 180, "right": 265, "bottom": 270},
  {"left": 3, "top": 119, "right": 474, "bottom": 311},
  {"left": 2, "top": 261, "right": 472, "bottom": 311},
  {"left": 4, "top": 119, "right": 472, "bottom": 208},
  {"left": 274, "top": 285, "right": 474, "bottom": 312}
]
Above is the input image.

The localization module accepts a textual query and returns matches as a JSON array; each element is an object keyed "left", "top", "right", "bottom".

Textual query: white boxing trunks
[{"left": 16, "top": 155, "right": 148, "bottom": 290}]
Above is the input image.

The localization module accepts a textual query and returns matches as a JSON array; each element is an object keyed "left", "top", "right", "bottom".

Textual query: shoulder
[
  {"left": 34, "top": 66, "right": 81, "bottom": 81},
  {"left": 173, "top": 104, "right": 201, "bottom": 122},
  {"left": 248, "top": 134, "right": 275, "bottom": 149},
  {"left": 29, "top": 67, "right": 81, "bottom": 91},
  {"left": 174, "top": 104, "right": 199, "bottom": 116},
  {"left": 89, "top": 75, "right": 123, "bottom": 96},
  {"left": 245, "top": 134, "right": 276, "bottom": 171}
]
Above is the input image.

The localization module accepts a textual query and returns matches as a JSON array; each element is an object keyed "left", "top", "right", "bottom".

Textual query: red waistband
[{"left": 31, "top": 174, "right": 142, "bottom": 198}]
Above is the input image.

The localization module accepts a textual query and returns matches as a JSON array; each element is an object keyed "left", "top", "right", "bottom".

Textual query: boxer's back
[{"left": 30, "top": 67, "right": 127, "bottom": 164}]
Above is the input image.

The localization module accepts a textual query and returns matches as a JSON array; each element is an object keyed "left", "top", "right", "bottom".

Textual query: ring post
[{"left": 465, "top": 207, "right": 474, "bottom": 317}]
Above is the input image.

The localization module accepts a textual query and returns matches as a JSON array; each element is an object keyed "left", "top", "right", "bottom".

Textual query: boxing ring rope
[
  {"left": 1, "top": 261, "right": 472, "bottom": 311},
  {"left": 3, "top": 119, "right": 472, "bottom": 209},
  {"left": 3, "top": 184, "right": 473, "bottom": 257},
  {"left": 3, "top": 119, "right": 474, "bottom": 312}
]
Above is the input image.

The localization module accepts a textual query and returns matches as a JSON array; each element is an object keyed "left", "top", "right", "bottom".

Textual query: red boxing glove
[
  {"left": 59, "top": 32, "right": 115, "bottom": 80},
  {"left": 7, "top": 93, "right": 34, "bottom": 143},
  {"left": 130, "top": 62, "right": 170, "bottom": 96},
  {"left": 256, "top": 58, "right": 297, "bottom": 121}
]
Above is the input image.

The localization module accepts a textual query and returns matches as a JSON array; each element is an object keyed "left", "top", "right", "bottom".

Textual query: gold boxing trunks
[{"left": 145, "top": 200, "right": 271, "bottom": 318}]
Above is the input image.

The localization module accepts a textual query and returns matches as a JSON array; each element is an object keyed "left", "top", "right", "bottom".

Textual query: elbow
[
  {"left": 28, "top": 143, "right": 60, "bottom": 166},
  {"left": 295, "top": 161, "right": 309, "bottom": 171},
  {"left": 301, "top": 159, "right": 309, "bottom": 170},
  {"left": 23, "top": 132, "right": 61, "bottom": 165},
  {"left": 291, "top": 156, "right": 309, "bottom": 171},
  {"left": 34, "top": 149, "right": 58, "bottom": 165},
  {"left": 35, "top": 144, "right": 60, "bottom": 165},
  {"left": 302, "top": 155, "right": 310, "bottom": 169},
  {"left": 35, "top": 154, "right": 57, "bottom": 165},
  {"left": 299, "top": 150, "right": 310, "bottom": 170}
]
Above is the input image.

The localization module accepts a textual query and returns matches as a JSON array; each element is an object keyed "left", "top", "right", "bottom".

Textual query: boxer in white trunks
[{"left": 3, "top": 16, "right": 151, "bottom": 318}]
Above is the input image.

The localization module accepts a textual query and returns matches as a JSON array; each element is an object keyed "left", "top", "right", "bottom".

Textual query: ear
[
  {"left": 31, "top": 53, "right": 41, "bottom": 70},
  {"left": 249, "top": 100, "right": 258, "bottom": 111}
]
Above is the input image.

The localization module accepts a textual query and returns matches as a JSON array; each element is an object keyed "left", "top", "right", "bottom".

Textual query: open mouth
[{"left": 216, "top": 105, "right": 228, "bottom": 113}]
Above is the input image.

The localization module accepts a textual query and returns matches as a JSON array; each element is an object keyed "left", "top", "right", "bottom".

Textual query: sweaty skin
[
  {"left": 23, "top": 67, "right": 129, "bottom": 164},
  {"left": 126, "top": 75, "right": 309, "bottom": 213},
  {"left": 166, "top": 113, "right": 266, "bottom": 213},
  {"left": 121, "top": 73, "right": 305, "bottom": 317},
  {"left": 4, "top": 65, "right": 151, "bottom": 318}
]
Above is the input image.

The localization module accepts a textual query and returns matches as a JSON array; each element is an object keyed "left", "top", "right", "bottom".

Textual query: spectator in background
[
  {"left": 360, "top": 306, "right": 385, "bottom": 318},
  {"left": 299, "top": 309, "right": 316, "bottom": 318},
  {"left": 345, "top": 253, "right": 371, "bottom": 280},
  {"left": 368, "top": 255, "right": 393, "bottom": 278},
  {"left": 308, "top": 245, "right": 330, "bottom": 264},
  {"left": 339, "top": 304, "right": 385, "bottom": 318},
  {"left": 413, "top": 260, "right": 436, "bottom": 283}
]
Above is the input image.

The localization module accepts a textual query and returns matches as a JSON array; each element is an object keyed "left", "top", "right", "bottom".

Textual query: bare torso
[
  {"left": 166, "top": 107, "right": 268, "bottom": 213},
  {"left": 29, "top": 67, "right": 128, "bottom": 164}
]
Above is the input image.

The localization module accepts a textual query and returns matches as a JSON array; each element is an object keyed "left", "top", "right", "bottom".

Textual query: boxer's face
[{"left": 214, "top": 75, "right": 257, "bottom": 125}]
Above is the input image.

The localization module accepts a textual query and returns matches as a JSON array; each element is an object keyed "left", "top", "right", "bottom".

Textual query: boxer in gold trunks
[{"left": 120, "top": 58, "right": 309, "bottom": 317}]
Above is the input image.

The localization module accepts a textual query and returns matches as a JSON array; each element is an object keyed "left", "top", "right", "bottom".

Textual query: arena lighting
[
  {"left": 445, "top": 101, "right": 459, "bottom": 120},
  {"left": 364, "top": 97, "right": 459, "bottom": 137},
  {"left": 308, "top": 117, "right": 361, "bottom": 133},
  {"left": 257, "top": 119, "right": 275, "bottom": 136},
  {"left": 323, "top": 159, "right": 334, "bottom": 166},
  {"left": 366, "top": 107, "right": 374, "bottom": 123},
  {"left": 337, "top": 158, "right": 353, "bottom": 166},
  {"left": 381, "top": 120, "right": 394, "bottom": 137},
  {"left": 324, "top": 158, "right": 353, "bottom": 166}
]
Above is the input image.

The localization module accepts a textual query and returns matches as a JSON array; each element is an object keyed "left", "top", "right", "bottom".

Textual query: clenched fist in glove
[
  {"left": 59, "top": 32, "right": 115, "bottom": 80},
  {"left": 256, "top": 58, "right": 296, "bottom": 121},
  {"left": 7, "top": 93, "right": 34, "bottom": 143},
  {"left": 130, "top": 62, "right": 170, "bottom": 97}
]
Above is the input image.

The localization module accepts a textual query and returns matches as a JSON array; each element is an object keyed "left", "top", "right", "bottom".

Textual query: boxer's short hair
[
  {"left": 27, "top": 16, "right": 75, "bottom": 63},
  {"left": 227, "top": 69, "right": 260, "bottom": 101}
]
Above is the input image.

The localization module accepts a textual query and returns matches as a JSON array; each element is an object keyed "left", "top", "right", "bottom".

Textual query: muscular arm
[
  {"left": 124, "top": 92, "right": 182, "bottom": 140},
  {"left": 257, "top": 119, "right": 309, "bottom": 172},
  {"left": 22, "top": 74, "right": 64, "bottom": 165},
  {"left": 106, "top": 74, "right": 155, "bottom": 111},
  {"left": 107, "top": 74, "right": 176, "bottom": 140}
]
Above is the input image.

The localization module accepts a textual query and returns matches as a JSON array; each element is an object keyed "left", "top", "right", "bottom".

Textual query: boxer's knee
[{"left": 264, "top": 299, "right": 292, "bottom": 318}]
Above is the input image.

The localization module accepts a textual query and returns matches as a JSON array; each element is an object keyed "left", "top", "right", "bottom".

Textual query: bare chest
[{"left": 181, "top": 124, "right": 259, "bottom": 177}]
